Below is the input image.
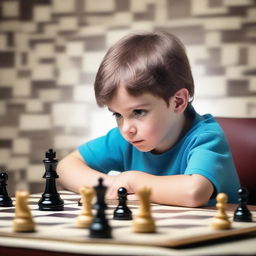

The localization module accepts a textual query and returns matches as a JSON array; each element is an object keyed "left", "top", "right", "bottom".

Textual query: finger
[{"left": 127, "top": 194, "right": 138, "bottom": 200}]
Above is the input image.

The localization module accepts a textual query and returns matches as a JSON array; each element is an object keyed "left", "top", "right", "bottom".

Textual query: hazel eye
[
  {"left": 112, "top": 112, "right": 122, "bottom": 120},
  {"left": 133, "top": 109, "right": 147, "bottom": 117}
]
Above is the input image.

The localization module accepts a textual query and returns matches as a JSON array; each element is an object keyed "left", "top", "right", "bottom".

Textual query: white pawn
[
  {"left": 132, "top": 187, "right": 156, "bottom": 233},
  {"left": 211, "top": 193, "right": 231, "bottom": 230},
  {"left": 13, "top": 190, "right": 36, "bottom": 232},
  {"left": 76, "top": 186, "right": 94, "bottom": 228}
]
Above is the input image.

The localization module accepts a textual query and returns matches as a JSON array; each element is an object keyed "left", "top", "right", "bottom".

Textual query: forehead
[{"left": 107, "top": 86, "right": 165, "bottom": 111}]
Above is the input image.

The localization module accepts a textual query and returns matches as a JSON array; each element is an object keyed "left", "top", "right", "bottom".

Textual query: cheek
[{"left": 140, "top": 120, "right": 163, "bottom": 138}]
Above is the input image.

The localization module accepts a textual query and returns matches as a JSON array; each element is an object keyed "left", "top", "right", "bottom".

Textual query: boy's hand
[{"left": 106, "top": 171, "right": 138, "bottom": 200}]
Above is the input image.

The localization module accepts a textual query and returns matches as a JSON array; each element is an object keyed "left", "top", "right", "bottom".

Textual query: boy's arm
[
  {"left": 57, "top": 150, "right": 114, "bottom": 193},
  {"left": 107, "top": 171, "right": 213, "bottom": 207}
]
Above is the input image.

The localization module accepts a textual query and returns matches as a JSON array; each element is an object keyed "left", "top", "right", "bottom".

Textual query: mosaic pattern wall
[{"left": 0, "top": 0, "right": 256, "bottom": 195}]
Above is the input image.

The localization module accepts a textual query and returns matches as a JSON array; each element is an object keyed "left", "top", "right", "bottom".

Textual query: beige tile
[
  {"left": 34, "top": 43, "right": 55, "bottom": 59},
  {"left": 0, "top": 21, "right": 20, "bottom": 32},
  {"left": 205, "top": 32, "right": 221, "bottom": 47},
  {"left": 131, "top": 0, "right": 148, "bottom": 12},
  {"left": 90, "top": 109, "right": 116, "bottom": 138},
  {"left": 249, "top": 77, "right": 256, "bottom": 92},
  {"left": 59, "top": 17, "right": 78, "bottom": 31},
  {"left": 13, "top": 79, "right": 31, "bottom": 97},
  {"left": 195, "top": 76, "right": 227, "bottom": 97},
  {"left": 82, "top": 51, "right": 105, "bottom": 73},
  {"left": 0, "top": 127, "right": 18, "bottom": 139},
  {"left": 248, "top": 45, "right": 256, "bottom": 66},
  {"left": 25, "top": 100, "right": 44, "bottom": 112},
  {"left": 33, "top": 6, "right": 52, "bottom": 22},
  {"left": 66, "top": 42, "right": 84, "bottom": 57},
  {"left": 56, "top": 54, "right": 73, "bottom": 69},
  {"left": 27, "top": 164, "right": 45, "bottom": 182},
  {"left": 7, "top": 157, "right": 29, "bottom": 170},
  {"left": 13, "top": 138, "right": 31, "bottom": 154},
  {"left": 191, "top": 0, "right": 227, "bottom": 15},
  {"left": 194, "top": 97, "right": 254, "bottom": 117},
  {"left": 221, "top": 44, "right": 240, "bottom": 66},
  {"left": 19, "top": 114, "right": 51, "bottom": 130},
  {"left": 0, "top": 69, "right": 16, "bottom": 87},
  {"left": 39, "top": 89, "right": 62, "bottom": 102},
  {"left": 85, "top": 0, "right": 115, "bottom": 12},
  {"left": 113, "top": 12, "right": 133, "bottom": 26},
  {"left": 0, "top": 149, "right": 11, "bottom": 166},
  {"left": 32, "top": 64, "right": 55, "bottom": 80},
  {"left": 57, "top": 68, "right": 80, "bottom": 85},
  {"left": 52, "top": 103, "right": 88, "bottom": 127},
  {"left": 54, "top": 135, "right": 85, "bottom": 149},
  {"left": 106, "top": 30, "right": 131, "bottom": 47},
  {"left": 0, "top": 35, "right": 7, "bottom": 50},
  {"left": 73, "top": 85, "right": 95, "bottom": 102},
  {"left": 223, "top": 0, "right": 253, "bottom": 6},
  {"left": 15, "top": 33, "right": 29, "bottom": 52},
  {"left": 2, "top": 1, "right": 19, "bottom": 17},
  {"left": 52, "top": 0, "right": 76, "bottom": 13},
  {"left": 0, "top": 101, "right": 6, "bottom": 115},
  {"left": 203, "top": 17, "right": 241, "bottom": 30}
]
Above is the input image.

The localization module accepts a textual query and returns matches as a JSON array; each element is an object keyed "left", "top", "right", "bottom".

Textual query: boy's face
[{"left": 108, "top": 86, "right": 185, "bottom": 154}]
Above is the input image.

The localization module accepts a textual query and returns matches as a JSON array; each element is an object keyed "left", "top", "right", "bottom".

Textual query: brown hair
[{"left": 94, "top": 31, "right": 194, "bottom": 107}]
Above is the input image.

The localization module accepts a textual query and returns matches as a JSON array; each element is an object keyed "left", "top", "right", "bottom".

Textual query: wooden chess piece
[
  {"left": 38, "top": 149, "right": 64, "bottom": 211},
  {"left": 89, "top": 178, "right": 112, "bottom": 238},
  {"left": 113, "top": 187, "right": 132, "bottom": 220},
  {"left": 233, "top": 187, "right": 252, "bottom": 222},
  {"left": 132, "top": 187, "right": 156, "bottom": 233},
  {"left": 0, "top": 172, "right": 13, "bottom": 207},
  {"left": 13, "top": 190, "right": 36, "bottom": 232},
  {"left": 76, "top": 186, "right": 94, "bottom": 228},
  {"left": 211, "top": 193, "right": 231, "bottom": 230}
]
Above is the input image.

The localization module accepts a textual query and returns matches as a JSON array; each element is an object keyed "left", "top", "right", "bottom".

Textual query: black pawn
[
  {"left": 89, "top": 178, "right": 112, "bottom": 239},
  {"left": 0, "top": 172, "right": 13, "bottom": 207},
  {"left": 233, "top": 187, "right": 252, "bottom": 222},
  {"left": 38, "top": 149, "right": 64, "bottom": 211},
  {"left": 113, "top": 187, "right": 132, "bottom": 220}
]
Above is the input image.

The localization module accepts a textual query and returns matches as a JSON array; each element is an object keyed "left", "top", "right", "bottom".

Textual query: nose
[{"left": 121, "top": 120, "right": 136, "bottom": 137}]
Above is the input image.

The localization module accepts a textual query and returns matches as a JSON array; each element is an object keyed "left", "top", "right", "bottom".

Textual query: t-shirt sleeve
[
  {"left": 77, "top": 128, "right": 125, "bottom": 173},
  {"left": 184, "top": 132, "right": 236, "bottom": 195}
]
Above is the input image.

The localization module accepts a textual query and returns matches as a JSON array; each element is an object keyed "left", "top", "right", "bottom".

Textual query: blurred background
[{"left": 0, "top": 0, "right": 256, "bottom": 195}]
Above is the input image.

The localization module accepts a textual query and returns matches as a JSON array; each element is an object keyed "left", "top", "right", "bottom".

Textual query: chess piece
[
  {"left": 132, "top": 187, "right": 156, "bottom": 233},
  {"left": 76, "top": 186, "right": 95, "bottom": 228},
  {"left": 211, "top": 193, "right": 231, "bottom": 230},
  {"left": 0, "top": 172, "right": 13, "bottom": 207},
  {"left": 13, "top": 190, "right": 35, "bottom": 232},
  {"left": 113, "top": 187, "right": 132, "bottom": 220},
  {"left": 38, "top": 149, "right": 64, "bottom": 211},
  {"left": 233, "top": 187, "right": 252, "bottom": 222},
  {"left": 89, "top": 178, "right": 112, "bottom": 238}
]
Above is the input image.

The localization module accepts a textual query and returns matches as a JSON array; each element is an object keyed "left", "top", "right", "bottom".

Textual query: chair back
[{"left": 216, "top": 117, "right": 256, "bottom": 205}]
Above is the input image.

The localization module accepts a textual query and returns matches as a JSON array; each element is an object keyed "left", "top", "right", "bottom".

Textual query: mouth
[{"left": 131, "top": 140, "right": 144, "bottom": 145}]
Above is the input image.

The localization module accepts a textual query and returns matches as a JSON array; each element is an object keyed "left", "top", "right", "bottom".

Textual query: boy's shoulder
[{"left": 184, "top": 107, "right": 226, "bottom": 145}]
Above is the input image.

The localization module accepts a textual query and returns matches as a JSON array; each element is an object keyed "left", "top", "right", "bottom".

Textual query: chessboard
[{"left": 0, "top": 191, "right": 256, "bottom": 248}]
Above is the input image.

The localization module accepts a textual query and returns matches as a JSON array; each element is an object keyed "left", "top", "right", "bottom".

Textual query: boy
[{"left": 57, "top": 32, "right": 240, "bottom": 207}]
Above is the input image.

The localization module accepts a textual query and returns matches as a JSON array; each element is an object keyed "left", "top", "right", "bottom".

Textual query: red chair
[{"left": 216, "top": 117, "right": 256, "bottom": 205}]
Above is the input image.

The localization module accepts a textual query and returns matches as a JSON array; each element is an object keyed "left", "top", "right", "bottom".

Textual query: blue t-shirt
[{"left": 78, "top": 107, "right": 240, "bottom": 204}]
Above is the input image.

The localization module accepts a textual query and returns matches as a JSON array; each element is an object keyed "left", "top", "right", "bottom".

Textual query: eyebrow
[{"left": 108, "top": 103, "right": 150, "bottom": 113}]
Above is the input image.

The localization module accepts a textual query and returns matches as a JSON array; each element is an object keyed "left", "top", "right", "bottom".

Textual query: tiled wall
[{"left": 0, "top": 0, "right": 256, "bottom": 195}]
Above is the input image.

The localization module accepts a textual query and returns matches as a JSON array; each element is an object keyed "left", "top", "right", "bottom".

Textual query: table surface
[{"left": 0, "top": 191, "right": 255, "bottom": 256}]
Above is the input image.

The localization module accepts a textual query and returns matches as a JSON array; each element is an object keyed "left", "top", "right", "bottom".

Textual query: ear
[{"left": 172, "top": 88, "right": 189, "bottom": 113}]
